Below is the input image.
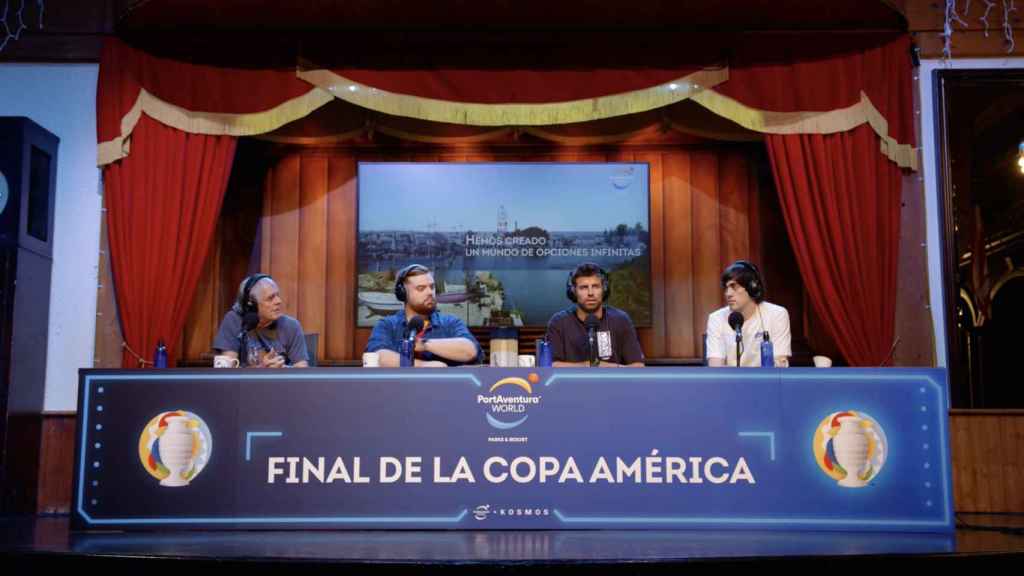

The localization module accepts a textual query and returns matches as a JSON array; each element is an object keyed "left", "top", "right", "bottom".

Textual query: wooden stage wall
[{"left": 180, "top": 143, "right": 815, "bottom": 364}]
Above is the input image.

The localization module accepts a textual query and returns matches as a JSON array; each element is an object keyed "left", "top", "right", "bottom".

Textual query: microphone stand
[{"left": 735, "top": 329, "right": 742, "bottom": 367}]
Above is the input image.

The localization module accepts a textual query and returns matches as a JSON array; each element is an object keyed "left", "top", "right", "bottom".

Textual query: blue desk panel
[{"left": 72, "top": 368, "right": 952, "bottom": 532}]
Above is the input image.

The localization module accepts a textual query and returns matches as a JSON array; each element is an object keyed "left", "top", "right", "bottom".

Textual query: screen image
[{"left": 357, "top": 163, "right": 651, "bottom": 327}]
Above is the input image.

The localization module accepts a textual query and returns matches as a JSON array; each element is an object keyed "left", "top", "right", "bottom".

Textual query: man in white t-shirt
[{"left": 705, "top": 260, "right": 791, "bottom": 367}]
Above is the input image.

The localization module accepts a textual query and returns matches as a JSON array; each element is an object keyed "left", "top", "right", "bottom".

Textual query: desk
[{"left": 73, "top": 367, "right": 952, "bottom": 532}]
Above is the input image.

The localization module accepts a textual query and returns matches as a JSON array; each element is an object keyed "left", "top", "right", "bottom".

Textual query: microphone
[
  {"left": 236, "top": 312, "right": 260, "bottom": 359},
  {"left": 238, "top": 312, "right": 286, "bottom": 365},
  {"left": 728, "top": 311, "right": 744, "bottom": 367},
  {"left": 585, "top": 314, "right": 600, "bottom": 366},
  {"left": 242, "top": 311, "right": 259, "bottom": 332},
  {"left": 406, "top": 315, "right": 425, "bottom": 341}
]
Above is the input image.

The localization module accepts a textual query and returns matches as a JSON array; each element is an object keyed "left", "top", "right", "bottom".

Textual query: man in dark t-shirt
[{"left": 545, "top": 262, "right": 644, "bottom": 367}]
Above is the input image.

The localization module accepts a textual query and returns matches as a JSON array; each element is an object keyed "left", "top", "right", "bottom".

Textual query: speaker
[{"left": 0, "top": 117, "right": 58, "bottom": 513}]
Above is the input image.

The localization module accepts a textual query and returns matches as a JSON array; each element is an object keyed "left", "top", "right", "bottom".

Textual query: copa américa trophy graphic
[
  {"left": 814, "top": 411, "right": 888, "bottom": 488},
  {"left": 138, "top": 410, "right": 213, "bottom": 487}
]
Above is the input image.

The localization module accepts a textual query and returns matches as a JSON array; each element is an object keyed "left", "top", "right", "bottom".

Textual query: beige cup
[
  {"left": 813, "top": 355, "right": 833, "bottom": 368},
  {"left": 518, "top": 354, "right": 536, "bottom": 368},
  {"left": 362, "top": 352, "right": 380, "bottom": 367},
  {"left": 213, "top": 355, "right": 240, "bottom": 368}
]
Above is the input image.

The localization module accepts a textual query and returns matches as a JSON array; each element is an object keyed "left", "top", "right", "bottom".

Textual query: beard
[
  {"left": 577, "top": 299, "right": 602, "bottom": 314},
  {"left": 410, "top": 299, "right": 436, "bottom": 316}
]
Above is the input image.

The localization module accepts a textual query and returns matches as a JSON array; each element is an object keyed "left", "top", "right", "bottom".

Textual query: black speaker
[{"left": 0, "top": 117, "right": 58, "bottom": 513}]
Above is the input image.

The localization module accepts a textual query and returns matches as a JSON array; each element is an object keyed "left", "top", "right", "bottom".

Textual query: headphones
[
  {"left": 566, "top": 263, "right": 611, "bottom": 303},
  {"left": 394, "top": 264, "right": 430, "bottom": 303},
  {"left": 236, "top": 273, "right": 272, "bottom": 315},
  {"left": 732, "top": 260, "right": 765, "bottom": 302}
]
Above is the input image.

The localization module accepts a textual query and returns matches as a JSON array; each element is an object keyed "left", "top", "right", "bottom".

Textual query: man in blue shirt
[{"left": 365, "top": 264, "right": 483, "bottom": 367}]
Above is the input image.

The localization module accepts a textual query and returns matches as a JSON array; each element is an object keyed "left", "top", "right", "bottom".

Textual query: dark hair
[
  {"left": 721, "top": 260, "right": 765, "bottom": 303},
  {"left": 567, "top": 262, "right": 611, "bottom": 303},
  {"left": 570, "top": 262, "right": 606, "bottom": 285}
]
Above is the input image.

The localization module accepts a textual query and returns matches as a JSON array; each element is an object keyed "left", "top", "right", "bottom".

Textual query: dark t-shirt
[
  {"left": 545, "top": 306, "right": 645, "bottom": 365},
  {"left": 213, "top": 312, "right": 308, "bottom": 367}
]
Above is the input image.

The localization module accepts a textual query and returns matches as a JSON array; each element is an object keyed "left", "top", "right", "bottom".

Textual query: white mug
[
  {"left": 213, "top": 355, "right": 240, "bottom": 368},
  {"left": 813, "top": 355, "right": 833, "bottom": 368},
  {"left": 362, "top": 352, "right": 380, "bottom": 367},
  {"left": 518, "top": 355, "right": 536, "bottom": 368}
]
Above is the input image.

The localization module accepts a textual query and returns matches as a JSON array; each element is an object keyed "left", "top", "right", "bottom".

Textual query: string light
[
  {"left": 981, "top": 0, "right": 997, "bottom": 36},
  {"left": 1004, "top": 0, "right": 1017, "bottom": 53},
  {"left": 0, "top": 0, "right": 42, "bottom": 53},
  {"left": 945, "top": 0, "right": 970, "bottom": 59},
  {"left": 946, "top": 0, "right": 1017, "bottom": 57}
]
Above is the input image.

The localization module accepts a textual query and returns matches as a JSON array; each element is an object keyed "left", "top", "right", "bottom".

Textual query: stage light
[{"left": 1018, "top": 141, "right": 1024, "bottom": 174}]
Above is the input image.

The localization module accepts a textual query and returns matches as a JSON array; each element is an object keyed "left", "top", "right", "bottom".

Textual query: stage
[{"left": 2, "top": 515, "right": 1022, "bottom": 570}]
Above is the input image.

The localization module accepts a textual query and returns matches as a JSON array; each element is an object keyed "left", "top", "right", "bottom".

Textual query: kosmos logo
[{"left": 478, "top": 374, "right": 542, "bottom": 430}]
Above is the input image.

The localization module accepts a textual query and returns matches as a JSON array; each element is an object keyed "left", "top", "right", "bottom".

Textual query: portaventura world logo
[{"left": 479, "top": 374, "right": 542, "bottom": 429}]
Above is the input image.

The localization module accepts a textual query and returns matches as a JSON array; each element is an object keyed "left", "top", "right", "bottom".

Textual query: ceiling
[
  {"left": 118, "top": 1, "right": 906, "bottom": 32},
  {"left": 113, "top": 0, "right": 907, "bottom": 67}
]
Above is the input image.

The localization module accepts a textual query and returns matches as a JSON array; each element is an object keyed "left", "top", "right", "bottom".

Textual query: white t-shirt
[{"left": 705, "top": 302, "right": 792, "bottom": 367}]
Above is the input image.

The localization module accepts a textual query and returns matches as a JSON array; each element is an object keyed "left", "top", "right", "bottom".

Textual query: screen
[{"left": 358, "top": 163, "right": 651, "bottom": 327}]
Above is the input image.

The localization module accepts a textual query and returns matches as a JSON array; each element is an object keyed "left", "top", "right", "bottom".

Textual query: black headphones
[
  {"left": 394, "top": 264, "right": 430, "bottom": 303},
  {"left": 236, "top": 273, "right": 272, "bottom": 315},
  {"left": 732, "top": 260, "right": 765, "bottom": 302},
  {"left": 566, "top": 263, "right": 611, "bottom": 303}
]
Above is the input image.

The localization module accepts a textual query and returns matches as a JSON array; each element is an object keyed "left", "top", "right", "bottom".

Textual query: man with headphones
[
  {"left": 706, "top": 260, "right": 791, "bottom": 367},
  {"left": 364, "top": 264, "right": 482, "bottom": 367},
  {"left": 545, "top": 262, "right": 644, "bottom": 367},
  {"left": 212, "top": 274, "right": 309, "bottom": 368}
]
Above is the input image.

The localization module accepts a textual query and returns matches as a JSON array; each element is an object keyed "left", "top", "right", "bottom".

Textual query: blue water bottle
[
  {"left": 536, "top": 339, "right": 552, "bottom": 367},
  {"left": 760, "top": 331, "right": 774, "bottom": 368},
  {"left": 400, "top": 338, "right": 414, "bottom": 367},
  {"left": 154, "top": 339, "right": 168, "bottom": 368}
]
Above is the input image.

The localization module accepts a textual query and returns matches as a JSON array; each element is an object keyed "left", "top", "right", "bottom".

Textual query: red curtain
[
  {"left": 99, "top": 35, "right": 913, "bottom": 145},
  {"left": 98, "top": 38, "right": 312, "bottom": 145},
  {"left": 104, "top": 115, "right": 237, "bottom": 367},
  {"left": 766, "top": 124, "right": 901, "bottom": 366},
  {"left": 722, "top": 33, "right": 915, "bottom": 146}
]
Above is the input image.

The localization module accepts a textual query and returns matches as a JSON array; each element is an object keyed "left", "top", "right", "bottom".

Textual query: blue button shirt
[{"left": 365, "top": 310, "right": 483, "bottom": 366}]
